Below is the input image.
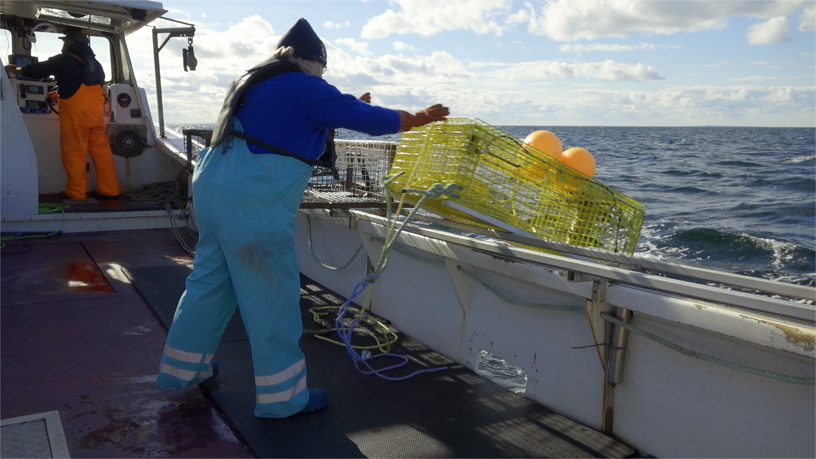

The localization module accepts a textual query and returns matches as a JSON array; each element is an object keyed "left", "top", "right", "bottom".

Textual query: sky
[{"left": 29, "top": 0, "right": 816, "bottom": 126}]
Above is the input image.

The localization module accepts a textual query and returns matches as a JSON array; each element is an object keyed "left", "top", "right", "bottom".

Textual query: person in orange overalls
[{"left": 6, "top": 29, "right": 120, "bottom": 200}]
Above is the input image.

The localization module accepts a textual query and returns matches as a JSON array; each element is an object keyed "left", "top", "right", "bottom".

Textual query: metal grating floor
[
  {"left": 302, "top": 188, "right": 388, "bottom": 209},
  {"left": 1, "top": 411, "right": 70, "bottom": 459},
  {"left": 2, "top": 420, "right": 51, "bottom": 458}
]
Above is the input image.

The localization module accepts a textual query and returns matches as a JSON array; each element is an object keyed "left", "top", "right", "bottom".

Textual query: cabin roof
[{"left": 0, "top": 1, "right": 166, "bottom": 35}]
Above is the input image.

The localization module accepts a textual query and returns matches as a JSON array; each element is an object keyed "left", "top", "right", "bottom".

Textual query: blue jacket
[{"left": 235, "top": 72, "right": 401, "bottom": 160}]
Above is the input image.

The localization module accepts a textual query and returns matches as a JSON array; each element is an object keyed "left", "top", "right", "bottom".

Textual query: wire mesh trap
[
  {"left": 182, "top": 130, "right": 398, "bottom": 209},
  {"left": 387, "top": 118, "right": 645, "bottom": 253},
  {"left": 303, "top": 140, "right": 397, "bottom": 209}
]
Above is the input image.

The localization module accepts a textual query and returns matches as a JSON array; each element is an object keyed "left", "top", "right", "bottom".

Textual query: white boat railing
[{"left": 348, "top": 209, "right": 815, "bottom": 322}]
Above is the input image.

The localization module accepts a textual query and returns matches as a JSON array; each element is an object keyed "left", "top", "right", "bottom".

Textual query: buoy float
[
  {"left": 523, "top": 130, "right": 562, "bottom": 160},
  {"left": 560, "top": 147, "right": 596, "bottom": 178}
]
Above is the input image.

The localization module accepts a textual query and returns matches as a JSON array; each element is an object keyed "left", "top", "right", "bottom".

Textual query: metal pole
[
  {"left": 152, "top": 28, "right": 165, "bottom": 138},
  {"left": 601, "top": 307, "right": 632, "bottom": 435},
  {"left": 607, "top": 308, "right": 633, "bottom": 385},
  {"left": 151, "top": 26, "right": 195, "bottom": 139}
]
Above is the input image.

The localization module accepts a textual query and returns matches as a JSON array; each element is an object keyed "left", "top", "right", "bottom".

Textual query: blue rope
[
  {"left": 332, "top": 180, "right": 465, "bottom": 381},
  {"left": 335, "top": 279, "right": 448, "bottom": 381}
]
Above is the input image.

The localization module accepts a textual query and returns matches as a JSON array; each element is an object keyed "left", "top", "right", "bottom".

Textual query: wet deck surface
[{"left": 1, "top": 228, "right": 637, "bottom": 458}]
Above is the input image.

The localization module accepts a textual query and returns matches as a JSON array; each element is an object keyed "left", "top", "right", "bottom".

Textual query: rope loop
[
  {"left": 600, "top": 312, "right": 815, "bottom": 385},
  {"left": 305, "top": 214, "right": 364, "bottom": 271}
]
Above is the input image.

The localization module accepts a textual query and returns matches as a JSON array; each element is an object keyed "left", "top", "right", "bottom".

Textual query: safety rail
[{"left": 346, "top": 209, "right": 815, "bottom": 322}]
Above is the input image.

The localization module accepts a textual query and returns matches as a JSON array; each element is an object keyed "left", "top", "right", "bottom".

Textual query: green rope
[
  {"left": 369, "top": 237, "right": 445, "bottom": 266},
  {"left": 305, "top": 213, "right": 365, "bottom": 271},
  {"left": 601, "top": 311, "right": 815, "bottom": 385},
  {"left": 0, "top": 203, "right": 69, "bottom": 249},
  {"left": 341, "top": 178, "right": 463, "bottom": 316},
  {"left": 457, "top": 265, "right": 586, "bottom": 313},
  {"left": 371, "top": 179, "right": 462, "bottom": 279}
]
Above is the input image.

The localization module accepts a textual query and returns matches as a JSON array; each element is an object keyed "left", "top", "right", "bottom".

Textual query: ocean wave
[
  {"left": 657, "top": 228, "right": 814, "bottom": 272},
  {"left": 715, "top": 160, "right": 764, "bottom": 167},
  {"left": 781, "top": 155, "right": 815, "bottom": 163}
]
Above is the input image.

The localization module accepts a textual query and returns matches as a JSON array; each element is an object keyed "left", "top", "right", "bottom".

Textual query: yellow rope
[{"left": 306, "top": 305, "right": 398, "bottom": 352}]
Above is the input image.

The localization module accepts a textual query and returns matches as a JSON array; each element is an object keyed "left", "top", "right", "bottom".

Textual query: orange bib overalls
[{"left": 59, "top": 83, "right": 120, "bottom": 199}]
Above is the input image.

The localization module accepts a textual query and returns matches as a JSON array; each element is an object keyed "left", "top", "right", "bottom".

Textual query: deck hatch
[{"left": 0, "top": 410, "right": 70, "bottom": 459}]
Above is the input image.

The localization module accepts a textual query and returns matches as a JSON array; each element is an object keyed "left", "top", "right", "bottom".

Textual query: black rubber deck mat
[
  {"left": 126, "top": 265, "right": 247, "bottom": 342},
  {"left": 132, "top": 266, "right": 635, "bottom": 458}
]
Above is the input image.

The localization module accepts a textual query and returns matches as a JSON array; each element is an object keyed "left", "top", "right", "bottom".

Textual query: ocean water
[{"left": 172, "top": 123, "right": 815, "bottom": 393}]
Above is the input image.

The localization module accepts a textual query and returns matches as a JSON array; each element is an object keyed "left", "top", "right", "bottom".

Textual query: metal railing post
[{"left": 151, "top": 25, "right": 195, "bottom": 138}]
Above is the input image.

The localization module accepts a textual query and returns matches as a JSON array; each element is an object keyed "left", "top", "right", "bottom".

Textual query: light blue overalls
[{"left": 155, "top": 118, "right": 314, "bottom": 418}]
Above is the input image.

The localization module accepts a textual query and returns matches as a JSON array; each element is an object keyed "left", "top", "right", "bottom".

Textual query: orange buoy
[
  {"left": 523, "top": 130, "right": 562, "bottom": 160},
  {"left": 560, "top": 147, "right": 596, "bottom": 177}
]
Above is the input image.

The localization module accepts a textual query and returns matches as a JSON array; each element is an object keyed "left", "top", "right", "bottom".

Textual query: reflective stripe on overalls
[{"left": 156, "top": 117, "right": 314, "bottom": 418}]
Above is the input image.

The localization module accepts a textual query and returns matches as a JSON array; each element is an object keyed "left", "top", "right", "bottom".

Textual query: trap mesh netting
[
  {"left": 386, "top": 118, "right": 645, "bottom": 254},
  {"left": 303, "top": 140, "right": 397, "bottom": 208}
]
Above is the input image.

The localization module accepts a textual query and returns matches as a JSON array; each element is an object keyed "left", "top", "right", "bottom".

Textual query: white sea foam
[{"left": 782, "top": 155, "right": 815, "bottom": 163}]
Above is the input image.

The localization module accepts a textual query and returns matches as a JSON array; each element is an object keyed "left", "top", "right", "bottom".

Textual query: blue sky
[{"left": 120, "top": 0, "right": 815, "bottom": 126}]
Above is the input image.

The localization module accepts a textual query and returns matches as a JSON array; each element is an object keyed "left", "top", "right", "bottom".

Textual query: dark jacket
[{"left": 21, "top": 42, "right": 105, "bottom": 99}]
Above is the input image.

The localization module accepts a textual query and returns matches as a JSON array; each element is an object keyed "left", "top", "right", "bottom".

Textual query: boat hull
[{"left": 296, "top": 209, "right": 815, "bottom": 458}]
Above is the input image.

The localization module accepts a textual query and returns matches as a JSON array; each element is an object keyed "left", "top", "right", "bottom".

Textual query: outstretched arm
[{"left": 397, "top": 104, "right": 450, "bottom": 132}]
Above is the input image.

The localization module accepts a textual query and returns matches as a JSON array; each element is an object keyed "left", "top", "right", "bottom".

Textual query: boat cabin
[{"left": 0, "top": 1, "right": 194, "bottom": 233}]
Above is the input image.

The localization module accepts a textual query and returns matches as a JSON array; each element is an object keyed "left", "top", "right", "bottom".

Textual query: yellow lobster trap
[{"left": 387, "top": 118, "right": 645, "bottom": 254}]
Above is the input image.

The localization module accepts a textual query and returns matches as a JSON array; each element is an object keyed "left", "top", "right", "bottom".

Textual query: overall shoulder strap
[{"left": 227, "top": 129, "right": 330, "bottom": 168}]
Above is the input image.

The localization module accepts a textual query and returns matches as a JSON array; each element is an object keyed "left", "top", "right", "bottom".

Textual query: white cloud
[
  {"left": 559, "top": 42, "right": 662, "bottom": 53},
  {"left": 127, "top": 14, "right": 285, "bottom": 122},
  {"left": 799, "top": 4, "right": 815, "bottom": 32},
  {"left": 121, "top": 10, "right": 813, "bottom": 127},
  {"left": 336, "top": 38, "right": 373, "bottom": 56},
  {"left": 746, "top": 16, "right": 790, "bottom": 45},
  {"left": 706, "top": 60, "right": 729, "bottom": 68},
  {"left": 488, "top": 59, "right": 664, "bottom": 82},
  {"left": 393, "top": 41, "right": 418, "bottom": 52},
  {"left": 524, "top": 0, "right": 811, "bottom": 42},
  {"left": 731, "top": 74, "right": 814, "bottom": 82},
  {"left": 501, "top": 85, "right": 815, "bottom": 126},
  {"left": 361, "top": 0, "right": 513, "bottom": 38},
  {"left": 324, "top": 20, "right": 350, "bottom": 29}
]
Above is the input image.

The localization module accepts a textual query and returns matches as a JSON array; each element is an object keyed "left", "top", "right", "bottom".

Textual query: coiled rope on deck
[
  {"left": 304, "top": 304, "right": 399, "bottom": 353},
  {"left": 331, "top": 175, "right": 462, "bottom": 380}
]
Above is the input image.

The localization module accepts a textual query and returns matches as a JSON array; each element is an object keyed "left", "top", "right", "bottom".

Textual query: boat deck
[
  {"left": 1, "top": 228, "right": 638, "bottom": 458},
  {"left": 37, "top": 193, "right": 169, "bottom": 212}
]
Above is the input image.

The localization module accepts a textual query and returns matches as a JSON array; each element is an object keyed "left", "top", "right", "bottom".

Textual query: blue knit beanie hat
[{"left": 277, "top": 18, "right": 326, "bottom": 66}]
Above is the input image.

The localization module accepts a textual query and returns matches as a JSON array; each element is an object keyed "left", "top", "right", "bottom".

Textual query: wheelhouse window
[{"left": 24, "top": 31, "right": 112, "bottom": 84}]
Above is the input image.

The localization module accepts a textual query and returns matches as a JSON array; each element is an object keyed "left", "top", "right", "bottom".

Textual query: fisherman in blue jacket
[{"left": 155, "top": 18, "right": 449, "bottom": 418}]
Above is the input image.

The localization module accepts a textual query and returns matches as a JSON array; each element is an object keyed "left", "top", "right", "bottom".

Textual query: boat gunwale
[{"left": 340, "top": 208, "right": 815, "bottom": 323}]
